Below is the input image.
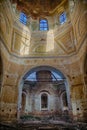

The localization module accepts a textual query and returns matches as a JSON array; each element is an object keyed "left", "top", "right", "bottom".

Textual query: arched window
[
  {"left": 39, "top": 19, "right": 48, "bottom": 31},
  {"left": 62, "top": 92, "right": 68, "bottom": 107},
  {"left": 20, "top": 12, "right": 27, "bottom": 25},
  {"left": 21, "top": 92, "right": 26, "bottom": 112},
  {"left": 59, "top": 12, "right": 67, "bottom": 25},
  {"left": 41, "top": 93, "right": 48, "bottom": 109}
]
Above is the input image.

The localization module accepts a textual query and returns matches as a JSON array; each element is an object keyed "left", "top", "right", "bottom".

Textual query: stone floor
[{"left": 0, "top": 121, "right": 87, "bottom": 130}]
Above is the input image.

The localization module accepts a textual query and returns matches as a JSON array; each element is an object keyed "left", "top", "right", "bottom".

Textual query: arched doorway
[{"left": 17, "top": 66, "right": 72, "bottom": 121}]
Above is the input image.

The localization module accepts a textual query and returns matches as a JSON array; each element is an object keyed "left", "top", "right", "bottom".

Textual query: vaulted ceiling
[
  {"left": 0, "top": 0, "right": 86, "bottom": 58},
  {"left": 11, "top": 0, "right": 68, "bottom": 18}
]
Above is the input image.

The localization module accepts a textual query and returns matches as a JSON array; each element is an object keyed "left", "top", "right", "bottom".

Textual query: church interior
[{"left": 0, "top": 0, "right": 87, "bottom": 130}]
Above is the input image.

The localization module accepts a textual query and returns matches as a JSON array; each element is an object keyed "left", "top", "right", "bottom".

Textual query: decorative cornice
[{"left": 0, "top": 33, "right": 86, "bottom": 60}]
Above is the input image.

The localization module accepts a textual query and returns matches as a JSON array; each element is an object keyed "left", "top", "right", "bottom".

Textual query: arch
[
  {"left": 60, "top": 91, "right": 68, "bottom": 111},
  {"left": 20, "top": 12, "right": 27, "bottom": 25},
  {"left": 41, "top": 92, "right": 48, "bottom": 110},
  {"left": 23, "top": 65, "right": 66, "bottom": 80},
  {"left": 18, "top": 65, "right": 71, "bottom": 95},
  {"left": 21, "top": 91, "right": 26, "bottom": 114},
  {"left": 39, "top": 18, "right": 48, "bottom": 31},
  {"left": 59, "top": 12, "right": 67, "bottom": 25},
  {"left": 17, "top": 65, "right": 72, "bottom": 120}
]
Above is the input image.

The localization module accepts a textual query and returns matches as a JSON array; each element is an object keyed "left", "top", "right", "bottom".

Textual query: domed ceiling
[{"left": 11, "top": 0, "right": 68, "bottom": 18}]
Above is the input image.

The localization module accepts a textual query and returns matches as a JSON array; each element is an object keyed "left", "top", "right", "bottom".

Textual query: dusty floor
[{"left": 0, "top": 121, "right": 87, "bottom": 130}]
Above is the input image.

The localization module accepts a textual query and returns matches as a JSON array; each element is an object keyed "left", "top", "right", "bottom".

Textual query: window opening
[
  {"left": 41, "top": 93, "right": 48, "bottom": 109},
  {"left": 59, "top": 12, "right": 66, "bottom": 24},
  {"left": 40, "top": 19, "right": 48, "bottom": 31},
  {"left": 20, "top": 12, "right": 27, "bottom": 25},
  {"left": 62, "top": 92, "right": 68, "bottom": 107}
]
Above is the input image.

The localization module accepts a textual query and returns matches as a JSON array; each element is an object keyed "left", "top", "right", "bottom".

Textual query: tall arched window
[
  {"left": 62, "top": 92, "right": 68, "bottom": 107},
  {"left": 59, "top": 12, "right": 67, "bottom": 25},
  {"left": 20, "top": 12, "right": 27, "bottom": 25},
  {"left": 41, "top": 93, "right": 48, "bottom": 110},
  {"left": 39, "top": 19, "right": 48, "bottom": 31},
  {"left": 21, "top": 92, "right": 26, "bottom": 113}
]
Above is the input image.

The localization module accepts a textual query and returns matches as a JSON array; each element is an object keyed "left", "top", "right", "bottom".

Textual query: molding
[{"left": 0, "top": 33, "right": 87, "bottom": 60}]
